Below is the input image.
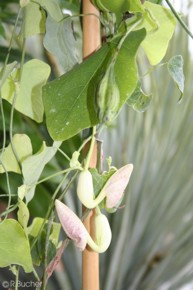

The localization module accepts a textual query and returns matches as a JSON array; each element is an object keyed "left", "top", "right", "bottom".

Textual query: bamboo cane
[{"left": 82, "top": 0, "right": 101, "bottom": 290}]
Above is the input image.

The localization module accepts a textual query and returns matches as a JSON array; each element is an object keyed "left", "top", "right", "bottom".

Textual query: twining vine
[{"left": 0, "top": 0, "right": 187, "bottom": 289}]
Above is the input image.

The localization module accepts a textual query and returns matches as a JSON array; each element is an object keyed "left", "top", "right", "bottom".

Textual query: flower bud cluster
[{"left": 55, "top": 163, "right": 133, "bottom": 253}]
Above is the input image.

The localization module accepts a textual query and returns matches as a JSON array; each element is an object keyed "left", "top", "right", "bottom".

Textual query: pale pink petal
[
  {"left": 105, "top": 164, "right": 133, "bottom": 209},
  {"left": 55, "top": 199, "right": 88, "bottom": 251}
]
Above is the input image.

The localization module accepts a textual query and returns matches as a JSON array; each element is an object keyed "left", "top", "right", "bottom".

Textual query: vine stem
[
  {"left": 84, "top": 126, "right": 96, "bottom": 170},
  {"left": 82, "top": 0, "right": 100, "bottom": 290},
  {"left": 30, "top": 172, "right": 71, "bottom": 250},
  {"left": 31, "top": 169, "right": 78, "bottom": 254},
  {"left": 0, "top": 8, "right": 21, "bottom": 218},
  {"left": 9, "top": 39, "right": 26, "bottom": 187},
  {"left": 41, "top": 213, "right": 54, "bottom": 290},
  {"left": 165, "top": 0, "right": 193, "bottom": 39},
  {"left": 34, "top": 166, "right": 81, "bottom": 186},
  {"left": 15, "top": 267, "right": 19, "bottom": 290}
]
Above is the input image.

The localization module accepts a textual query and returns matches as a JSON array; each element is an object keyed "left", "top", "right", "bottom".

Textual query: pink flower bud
[
  {"left": 105, "top": 164, "right": 133, "bottom": 210},
  {"left": 55, "top": 199, "right": 88, "bottom": 251}
]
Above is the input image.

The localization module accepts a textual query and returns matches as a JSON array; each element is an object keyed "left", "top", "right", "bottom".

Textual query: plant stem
[
  {"left": 57, "top": 147, "right": 71, "bottom": 161},
  {"left": 0, "top": 8, "right": 21, "bottom": 217},
  {"left": 165, "top": 0, "right": 193, "bottom": 39},
  {"left": 34, "top": 166, "right": 81, "bottom": 186},
  {"left": 0, "top": 203, "right": 18, "bottom": 218},
  {"left": 15, "top": 267, "right": 19, "bottom": 290},
  {"left": 84, "top": 126, "right": 96, "bottom": 170},
  {"left": 57, "top": 170, "right": 78, "bottom": 201},
  {"left": 41, "top": 213, "right": 54, "bottom": 290},
  {"left": 9, "top": 38, "right": 26, "bottom": 175},
  {"left": 30, "top": 173, "right": 69, "bottom": 250},
  {"left": 31, "top": 170, "right": 78, "bottom": 250},
  {"left": 33, "top": 267, "right": 40, "bottom": 281},
  {"left": 78, "top": 135, "right": 92, "bottom": 152}
]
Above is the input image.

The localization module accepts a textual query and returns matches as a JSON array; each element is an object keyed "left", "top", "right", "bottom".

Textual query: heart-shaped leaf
[
  {"left": 19, "top": 2, "right": 46, "bottom": 38},
  {"left": 35, "top": 0, "right": 63, "bottom": 22},
  {"left": 0, "top": 219, "right": 33, "bottom": 273},
  {"left": 43, "top": 45, "right": 110, "bottom": 141},
  {"left": 140, "top": 2, "right": 176, "bottom": 65},
  {"left": 0, "top": 61, "right": 17, "bottom": 88},
  {"left": 113, "top": 28, "right": 146, "bottom": 110},
  {"left": 21, "top": 141, "right": 61, "bottom": 203},
  {"left": 44, "top": 15, "right": 80, "bottom": 73},
  {"left": 0, "top": 134, "right": 32, "bottom": 174},
  {"left": 1, "top": 59, "right": 51, "bottom": 122}
]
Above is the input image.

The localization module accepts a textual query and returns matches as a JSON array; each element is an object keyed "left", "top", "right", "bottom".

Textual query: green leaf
[
  {"left": 167, "top": 55, "right": 185, "bottom": 101},
  {"left": 140, "top": 2, "right": 176, "bottom": 65},
  {"left": 21, "top": 141, "right": 61, "bottom": 203},
  {"left": 113, "top": 28, "right": 146, "bottom": 109},
  {"left": 43, "top": 44, "right": 110, "bottom": 141},
  {"left": 30, "top": 232, "right": 56, "bottom": 266},
  {"left": 92, "top": 0, "right": 144, "bottom": 13},
  {"left": 28, "top": 217, "right": 61, "bottom": 247},
  {"left": 27, "top": 184, "right": 51, "bottom": 217},
  {"left": 35, "top": 0, "right": 63, "bottom": 22},
  {"left": 0, "top": 219, "right": 33, "bottom": 273},
  {"left": 147, "top": 0, "right": 162, "bottom": 3},
  {"left": 28, "top": 218, "right": 60, "bottom": 266},
  {"left": 90, "top": 168, "right": 116, "bottom": 197},
  {"left": 19, "top": 2, "right": 46, "bottom": 38},
  {"left": 127, "top": 81, "right": 152, "bottom": 112},
  {"left": 17, "top": 199, "right": 30, "bottom": 230},
  {"left": 0, "top": 134, "right": 32, "bottom": 174},
  {"left": 123, "top": 0, "right": 145, "bottom": 13},
  {"left": 44, "top": 15, "right": 80, "bottom": 73},
  {"left": 0, "top": 61, "right": 17, "bottom": 88},
  {"left": 1, "top": 59, "right": 51, "bottom": 122}
]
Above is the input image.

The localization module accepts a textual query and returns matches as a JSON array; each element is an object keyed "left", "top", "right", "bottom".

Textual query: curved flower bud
[
  {"left": 105, "top": 164, "right": 133, "bottom": 211},
  {"left": 55, "top": 199, "right": 88, "bottom": 251},
  {"left": 77, "top": 169, "right": 107, "bottom": 209},
  {"left": 77, "top": 170, "right": 95, "bottom": 208},
  {"left": 77, "top": 164, "right": 133, "bottom": 210},
  {"left": 96, "top": 63, "right": 120, "bottom": 125},
  {"left": 55, "top": 200, "right": 112, "bottom": 253},
  {"left": 87, "top": 212, "right": 112, "bottom": 253}
]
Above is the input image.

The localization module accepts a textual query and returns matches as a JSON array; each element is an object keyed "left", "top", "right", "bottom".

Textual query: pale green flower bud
[
  {"left": 89, "top": 212, "right": 112, "bottom": 253},
  {"left": 97, "top": 64, "right": 120, "bottom": 125},
  {"left": 77, "top": 170, "right": 95, "bottom": 209}
]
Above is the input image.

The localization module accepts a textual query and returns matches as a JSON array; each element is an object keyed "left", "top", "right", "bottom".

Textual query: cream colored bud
[{"left": 77, "top": 170, "right": 95, "bottom": 208}]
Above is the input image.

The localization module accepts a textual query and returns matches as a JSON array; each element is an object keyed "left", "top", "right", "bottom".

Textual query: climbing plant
[{"left": 0, "top": 0, "right": 187, "bottom": 289}]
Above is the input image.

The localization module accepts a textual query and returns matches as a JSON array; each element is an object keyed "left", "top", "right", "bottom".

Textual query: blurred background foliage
[{"left": 1, "top": 0, "right": 193, "bottom": 290}]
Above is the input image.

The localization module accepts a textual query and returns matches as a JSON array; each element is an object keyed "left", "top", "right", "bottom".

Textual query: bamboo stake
[
  {"left": 82, "top": 0, "right": 101, "bottom": 290},
  {"left": 82, "top": 0, "right": 100, "bottom": 59}
]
